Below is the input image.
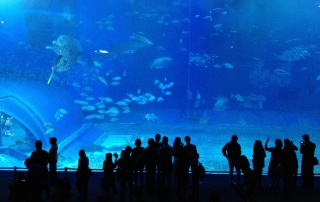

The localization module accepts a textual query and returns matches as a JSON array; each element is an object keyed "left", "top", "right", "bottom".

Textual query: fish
[
  {"left": 150, "top": 57, "right": 172, "bottom": 69},
  {"left": 81, "top": 105, "right": 95, "bottom": 111},
  {"left": 85, "top": 96, "right": 95, "bottom": 101},
  {"left": 46, "top": 35, "right": 83, "bottom": 84},
  {"left": 113, "top": 76, "right": 121, "bottom": 81},
  {"left": 145, "top": 113, "right": 159, "bottom": 121},
  {"left": 74, "top": 100, "right": 89, "bottom": 105},
  {"left": 93, "top": 61, "right": 102, "bottom": 67},
  {"left": 99, "top": 97, "right": 113, "bottom": 102},
  {"left": 46, "top": 128, "right": 54, "bottom": 135},
  {"left": 108, "top": 33, "right": 153, "bottom": 57},
  {"left": 44, "top": 122, "right": 53, "bottom": 128},
  {"left": 111, "top": 81, "right": 120, "bottom": 86},
  {"left": 116, "top": 101, "right": 128, "bottom": 106},
  {"left": 157, "top": 97, "right": 165, "bottom": 102},
  {"left": 231, "top": 93, "right": 244, "bottom": 102},
  {"left": 97, "top": 76, "right": 108, "bottom": 86},
  {"left": 94, "top": 49, "right": 108, "bottom": 54},
  {"left": 213, "top": 96, "right": 229, "bottom": 111},
  {"left": 58, "top": 109, "right": 67, "bottom": 114},
  {"left": 164, "top": 91, "right": 171, "bottom": 95},
  {"left": 274, "top": 68, "right": 291, "bottom": 75},
  {"left": 223, "top": 63, "right": 234, "bottom": 69}
]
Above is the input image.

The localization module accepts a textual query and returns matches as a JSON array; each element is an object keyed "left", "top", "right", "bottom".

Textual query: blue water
[{"left": 1, "top": 0, "right": 320, "bottom": 173}]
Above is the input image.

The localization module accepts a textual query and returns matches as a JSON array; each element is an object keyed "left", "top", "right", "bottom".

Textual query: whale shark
[{"left": 46, "top": 35, "right": 83, "bottom": 84}]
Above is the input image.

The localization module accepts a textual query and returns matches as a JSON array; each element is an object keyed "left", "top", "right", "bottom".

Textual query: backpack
[{"left": 198, "top": 163, "right": 206, "bottom": 179}]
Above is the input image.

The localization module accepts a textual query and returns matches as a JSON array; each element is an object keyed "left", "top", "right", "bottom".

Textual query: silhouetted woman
[
  {"left": 265, "top": 138, "right": 283, "bottom": 187},
  {"left": 281, "top": 139, "right": 298, "bottom": 195},
  {"left": 76, "top": 149, "right": 90, "bottom": 201},
  {"left": 132, "top": 138, "right": 145, "bottom": 185},
  {"left": 252, "top": 140, "right": 266, "bottom": 190},
  {"left": 102, "top": 152, "right": 118, "bottom": 193}
]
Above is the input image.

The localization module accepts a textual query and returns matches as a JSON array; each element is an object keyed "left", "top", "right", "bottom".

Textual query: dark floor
[{"left": 1, "top": 169, "right": 320, "bottom": 202}]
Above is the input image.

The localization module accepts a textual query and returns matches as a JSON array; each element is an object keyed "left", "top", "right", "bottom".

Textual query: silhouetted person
[
  {"left": 76, "top": 149, "right": 90, "bottom": 201},
  {"left": 222, "top": 135, "right": 241, "bottom": 185},
  {"left": 191, "top": 153, "right": 200, "bottom": 200},
  {"left": 173, "top": 137, "right": 188, "bottom": 200},
  {"left": 49, "top": 137, "right": 58, "bottom": 185},
  {"left": 155, "top": 133, "right": 163, "bottom": 184},
  {"left": 300, "top": 134, "right": 316, "bottom": 189},
  {"left": 4, "top": 117, "right": 13, "bottom": 136},
  {"left": 30, "top": 140, "right": 50, "bottom": 199},
  {"left": 158, "top": 136, "right": 174, "bottom": 187},
  {"left": 132, "top": 138, "right": 145, "bottom": 185},
  {"left": 102, "top": 152, "right": 118, "bottom": 193},
  {"left": 117, "top": 146, "right": 134, "bottom": 201},
  {"left": 238, "top": 155, "right": 257, "bottom": 202},
  {"left": 281, "top": 139, "right": 298, "bottom": 195},
  {"left": 184, "top": 136, "right": 197, "bottom": 175},
  {"left": 265, "top": 138, "right": 282, "bottom": 187},
  {"left": 144, "top": 138, "right": 158, "bottom": 189},
  {"left": 252, "top": 140, "right": 266, "bottom": 190},
  {"left": 24, "top": 158, "right": 46, "bottom": 202}
]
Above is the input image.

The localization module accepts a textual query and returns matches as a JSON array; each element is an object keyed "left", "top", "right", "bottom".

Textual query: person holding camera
[{"left": 300, "top": 134, "right": 316, "bottom": 189}]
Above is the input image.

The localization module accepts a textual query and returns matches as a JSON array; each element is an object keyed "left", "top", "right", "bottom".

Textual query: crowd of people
[
  {"left": 8, "top": 134, "right": 202, "bottom": 202},
  {"left": 222, "top": 134, "right": 317, "bottom": 202},
  {"left": 7, "top": 133, "right": 318, "bottom": 202}
]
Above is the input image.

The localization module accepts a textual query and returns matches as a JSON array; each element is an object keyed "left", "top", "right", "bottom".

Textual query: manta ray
[{"left": 46, "top": 35, "right": 83, "bottom": 84}]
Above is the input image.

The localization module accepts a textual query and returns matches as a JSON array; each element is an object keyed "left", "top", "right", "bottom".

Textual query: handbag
[{"left": 313, "top": 157, "right": 319, "bottom": 166}]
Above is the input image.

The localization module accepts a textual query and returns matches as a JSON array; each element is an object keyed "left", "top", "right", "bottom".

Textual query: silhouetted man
[
  {"left": 300, "top": 134, "right": 316, "bottom": 189},
  {"left": 222, "top": 135, "right": 241, "bottom": 185},
  {"left": 30, "top": 140, "right": 50, "bottom": 199},
  {"left": 49, "top": 137, "right": 58, "bottom": 185}
]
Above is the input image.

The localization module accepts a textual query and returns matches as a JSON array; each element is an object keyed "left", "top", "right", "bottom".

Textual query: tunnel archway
[{"left": 0, "top": 78, "right": 105, "bottom": 167}]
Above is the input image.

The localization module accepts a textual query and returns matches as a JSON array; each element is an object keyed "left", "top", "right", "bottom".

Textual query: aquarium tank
[{"left": 0, "top": 0, "right": 320, "bottom": 173}]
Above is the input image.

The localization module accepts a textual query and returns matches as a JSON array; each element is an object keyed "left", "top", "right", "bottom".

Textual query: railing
[{"left": 1, "top": 166, "right": 319, "bottom": 177}]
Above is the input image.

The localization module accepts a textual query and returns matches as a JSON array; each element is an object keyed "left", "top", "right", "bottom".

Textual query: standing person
[
  {"left": 252, "top": 140, "right": 266, "bottom": 190},
  {"left": 24, "top": 158, "right": 46, "bottom": 202},
  {"left": 4, "top": 117, "right": 14, "bottom": 136},
  {"left": 281, "top": 139, "right": 298, "bottom": 195},
  {"left": 49, "top": 137, "right": 58, "bottom": 185},
  {"left": 222, "top": 135, "right": 241, "bottom": 185},
  {"left": 300, "top": 134, "right": 316, "bottom": 189},
  {"left": 183, "top": 136, "right": 197, "bottom": 180},
  {"left": 265, "top": 138, "right": 283, "bottom": 187},
  {"left": 144, "top": 138, "right": 158, "bottom": 190},
  {"left": 76, "top": 149, "right": 90, "bottom": 201},
  {"left": 158, "top": 136, "right": 174, "bottom": 187},
  {"left": 30, "top": 140, "right": 50, "bottom": 199},
  {"left": 117, "top": 146, "right": 134, "bottom": 201},
  {"left": 154, "top": 133, "right": 163, "bottom": 184},
  {"left": 132, "top": 138, "right": 145, "bottom": 185},
  {"left": 172, "top": 137, "right": 188, "bottom": 200},
  {"left": 102, "top": 152, "right": 118, "bottom": 194}
]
